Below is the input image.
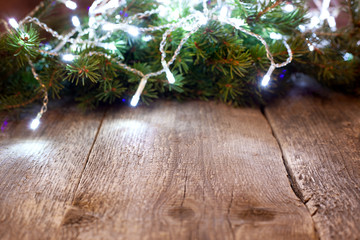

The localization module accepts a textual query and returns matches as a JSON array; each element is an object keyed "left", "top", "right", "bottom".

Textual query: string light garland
[
  {"left": 3, "top": 0, "right": 294, "bottom": 128},
  {"left": 2, "top": 0, "right": 358, "bottom": 130},
  {"left": 27, "top": 57, "right": 48, "bottom": 130}
]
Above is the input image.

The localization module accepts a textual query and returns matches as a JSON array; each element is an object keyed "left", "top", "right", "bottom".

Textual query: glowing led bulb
[
  {"left": 229, "top": 18, "right": 245, "bottom": 27},
  {"left": 309, "top": 16, "right": 320, "bottom": 28},
  {"left": 8, "top": 18, "right": 19, "bottom": 29},
  {"left": 127, "top": 26, "right": 139, "bottom": 37},
  {"left": 261, "top": 74, "right": 271, "bottom": 87},
  {"left": 104, "top": 43, "right": 117, "bottom": 51},
  {"left": 198, "top": 14, "right": 208, "bottom": 26},
  {"left": 158, "top": 5, "right": 167, "bottom": 17},
  {"left": 142, "top": 35, "right": 152, "bottom": 42},
  {"left": 261, "top": 65, "right": 275, "bottom": 87},
  {"left": 89, "top": 17, "right": 96, "bottom": 27},
  {"left": 219, "top": 6, "right": 228, "bottom": 20},
  {"left": 130, "top": 94, "right": 140, "bottom": 107},
  {"left": 283, "top": 4, "right": 295, "bottom": 12},
  {"left": 106, "top": 0, "right": 119, "bottom": 9},
  {"left": 103, "top": 23, "right": 115, "bottom": 31},
  {"left": 269, "top": 32, "right": 282, "bottom": 40},
  {"left": 327, "top": 16, "right": 336, "bottom": 29},
  {"left": 343, "top": 52, "right": 353, "bottom": 61},
  {"left": 65, "top": 0, "right": 77, "bottom": 10},
  {"left": 298, "top": 25, "right": 306, "bottom": 32},
  {"left": 62, "top": 54, "right": 75, "bottom": 62},
  {"left": 165, "top": 68, "right": 175, "bottom": 84},
  {"left": 30, "top": 115, "right": 41, "bottom": 130},
  {"left": 71, "top": 16, "right": 80, "bottom": 27}
]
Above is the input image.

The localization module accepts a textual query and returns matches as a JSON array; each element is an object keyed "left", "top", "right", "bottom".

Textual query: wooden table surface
[{"left": 0, "top": 92, "right": 359, "bottom": 240}]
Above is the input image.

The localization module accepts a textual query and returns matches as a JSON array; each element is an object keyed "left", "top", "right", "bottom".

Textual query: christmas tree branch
[{"left": 256, "top": 0, "right": 286, "bottom": 20}]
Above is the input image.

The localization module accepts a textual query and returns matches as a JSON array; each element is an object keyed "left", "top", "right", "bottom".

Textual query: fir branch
[
  {"left": 256, "top": 0, "right": 286, "bottom": 20},
  {"left": 0, "top": 0, "right": 359, "bottom": 113},
  {"left": 65, "top": 55, "right": 101, "bottom": 85},
  {"left": 5, "top": 25, "right": 40, "bottom": 67},
  {"left": 1, "top": 94, "right": 41, "bottom": 110}
]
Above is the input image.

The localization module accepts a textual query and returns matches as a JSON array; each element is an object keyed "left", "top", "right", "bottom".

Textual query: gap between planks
[
  {"left": 70, "top": 105, "right": 311, "bottom": 214},
  {"left": 71, "top": 108, "right": 108, "bottom": 204},
  {"left": 58, "top": 103, "right": 317, "bottom": 239},
  {"left": 261, "top": 107, "right": 320, "bottom": 240}
]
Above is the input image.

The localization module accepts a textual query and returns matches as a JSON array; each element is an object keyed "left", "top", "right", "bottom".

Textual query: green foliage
[
  {"left": 65, "top": 55, "right": 101, "bottom": 85},
  {"left": 5, "top": 26, "right": 40, "bottom": 67},
  {"left": 0, "top": 0, "right": 359, "bottom": 113}
]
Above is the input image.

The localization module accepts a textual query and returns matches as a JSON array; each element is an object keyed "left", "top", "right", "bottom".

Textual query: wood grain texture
[
  {"left": 0, "top": 107, "right": 104, "bottom": 240},
  {"left": 60, "top": 101, "right": 316, "bottom": 240},
  {"left": 265, "top": 93, "right": 360, "bottom": 240}
]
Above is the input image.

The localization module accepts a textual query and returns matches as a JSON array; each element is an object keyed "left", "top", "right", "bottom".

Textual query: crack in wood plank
[
  {"left": 226, "top": 189, "right": 235, "bottom": 240},
  {"left": 71, "top": 109, "right": 108, "bottom": 204},
  {"left": 0, "top": 106, "right": 105, "bottom": 240},
  {"left": 180, "top": 173, "right": 187, "bottom": 207},
  {"left": 262, "top": 107, "right": 320, "bottom": 240},
  {"left": 62, "top": 101, "right": 316, "bottom": 239},
  {"left": 264, "top": 92, "right": 360, "bottom": 239}
]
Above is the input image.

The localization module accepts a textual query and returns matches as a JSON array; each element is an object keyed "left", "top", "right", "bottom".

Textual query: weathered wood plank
[
  {"left": 265, "top": 93, "right": 360, "bottom": 239},
  {"left": 0, "top": 106, "right": 104, "bottom": 240},
  {"left": 61, "top": 101, "right": 316, "bottom": 240}
]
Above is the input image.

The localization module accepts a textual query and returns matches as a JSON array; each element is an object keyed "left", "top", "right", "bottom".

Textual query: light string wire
[
  {"left": 27, "top": 56, "right": 48, "bottom": 129},
  {"left": 2, "top": 0, "right": 293, "bottom": 129}
]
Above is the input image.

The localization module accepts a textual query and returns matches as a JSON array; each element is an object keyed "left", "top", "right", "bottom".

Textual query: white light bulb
[
  {"left": 219, "top": 6, "right": 228, "bottom": 20},
  {"left": 106, "top": 43, "right": 117, "bottom": 51},
  {"left": 106, "top": 0, "right": 119, "bottom": 9},
  {"left": 198, "top": 14, "right": 208, "bottom": 26},
  {"left": 343, "top": 52, "right": 353, "bottom": 61},
  {"left": 70, "top": 44, "right": 77, "bottom": 51},
  {"left": 62, "top": 54, "right": 75, "bottom": 62},
  {"left": 283, "top": 4, "right": 295, "bottom": 12},
  {"left": 30, "top": 117, "right": 40, "bottom": 130},
  {"left": 8, "top": 18, "right": 19, "bottom": 29},
  {"left": 130, "top": 94, "right": 140, "bottom": 107},
  {"left": 261, "top": 74, "right": 271, "bottom": 87},
  {"left": 261, "top": 65, "right": 275, "bottom": 87},
  {"left": 269, "top": 32, "right": 282, "bottom": 40},
  {"left": 71, "top": 16, "right": 80, "bottom": 27},
  {"left": 158, "top": 5, "right": 167, "bottom": 18},
  {"left": 182, "top": 24, "right": 193, "bottom": 31},
  {"left": 309, "top": 16, "right": 320, "bottom": 29},
  {"left": 127, "top": 26, "right": 139, "bottom": 37},
  {"left": 229, "top": 18, "right": 245, "bottom": 27},
  {"left": 308, "top": 44, "right": 314, "bottom": 51},
  {"left": 103, "top": 23, "right": 115, "bottom": 31},
  {"left": 169, "top": 9, "right": 180, "bottom": 21},
  {"left": 298, "top": 25, "right": 306, "bottom": 32},
  {"left": 165, "top": 68, "right": 175, "bottom": 84},
  {"left": 142, "top": 35, "right": 152, "bottom": 42},
  {"left": 89, "top": 17, "right": 96, "bottom": 27},
  {"left": 327, "top": 16, "right": 336, "bottom": 29},
  {"left": 65, "top": 0, "right": 77, "bottom": 10}
]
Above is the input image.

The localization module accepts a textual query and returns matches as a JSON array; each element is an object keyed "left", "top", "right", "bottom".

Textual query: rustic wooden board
[
  {"left": 60, "top": 101, "right": 316, "bottom": 240},
  {"left": 265, "top": 93, "right": 360, "bottom": 240},
  {"left": 0, "top": 106, "right": 104, "bottom": 240}
]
